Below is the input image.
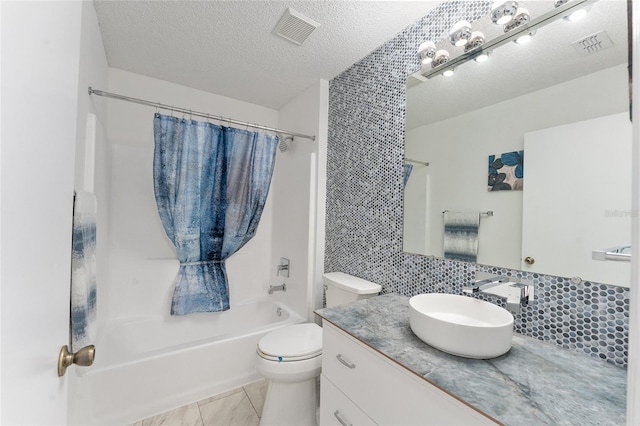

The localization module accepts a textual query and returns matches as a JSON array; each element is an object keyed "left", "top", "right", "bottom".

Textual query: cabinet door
[
  {"left": 322, "top": 323, "right": 497, "bottom": 425},
  {"left": 320, "top": 375, "right": 377, "bottom": 426}
]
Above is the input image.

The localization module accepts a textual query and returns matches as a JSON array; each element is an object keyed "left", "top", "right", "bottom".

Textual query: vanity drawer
[
  {"left": 322, "top": 322, "right": 496, "bottom": 425},
  {"left": 320, "top": 374, "right": 377, "bottom": 426}
]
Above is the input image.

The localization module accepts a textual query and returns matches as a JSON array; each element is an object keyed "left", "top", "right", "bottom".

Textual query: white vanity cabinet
[{"left": 319, "top": 322, "right": 497, "bottom": 426}]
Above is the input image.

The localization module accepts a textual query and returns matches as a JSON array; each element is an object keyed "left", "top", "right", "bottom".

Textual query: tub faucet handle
[{"left": 276, "top": 257, "right": 290, "bottom": 277}]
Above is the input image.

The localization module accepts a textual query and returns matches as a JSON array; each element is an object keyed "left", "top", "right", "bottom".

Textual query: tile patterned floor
[{"left": 131, "top": 379, "right": 268, "bottom": 426}]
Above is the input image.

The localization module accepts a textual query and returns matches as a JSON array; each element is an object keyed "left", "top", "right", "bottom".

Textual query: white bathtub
[{"left": 71, "top": 299, "right": 304, "bottom": 425}]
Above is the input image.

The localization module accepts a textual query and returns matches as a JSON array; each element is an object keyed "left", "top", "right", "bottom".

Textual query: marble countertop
[{"left": 315, "top": 293, "right": 626, "bottom": 426}]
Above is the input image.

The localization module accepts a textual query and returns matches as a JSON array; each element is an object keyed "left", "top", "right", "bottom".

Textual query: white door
[
  {"left": 521, "top": 112, "right": 632, "bottom": 286},
  {"left": 1, "top": 1, "right": 83, "bottom": 423}
]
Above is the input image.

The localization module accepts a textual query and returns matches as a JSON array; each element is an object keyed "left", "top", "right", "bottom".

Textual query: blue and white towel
[
  {"left": 71, "top": 191, "right": 97, "bottom": 351},
  {"left": 443, "top": 211, "right": 480, "bottom": 262}
]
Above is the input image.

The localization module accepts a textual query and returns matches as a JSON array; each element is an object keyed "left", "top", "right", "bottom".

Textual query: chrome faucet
[
  {"left": 463, "top": 276, "right": 509, "bottom": 294},
  {"left": 464, "top": 275, "right": 534, "bottom": 314}
]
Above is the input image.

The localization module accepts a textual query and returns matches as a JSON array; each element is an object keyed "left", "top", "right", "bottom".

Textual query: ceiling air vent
[
  {"left": 571, "top": 30, "right": 614, "bottom": 56},
  {"left": 273, "top": 8, "right": 320, "bottom": 46}
]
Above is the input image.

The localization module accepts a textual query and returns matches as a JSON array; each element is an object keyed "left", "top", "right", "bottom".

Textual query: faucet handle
[
  {"left": 525, "top": 283, "right": 534, "bottom": 303},
  {"left": 276, "top": 257, "right": 290, "bottom": 278},
  {"left": 509, "top": 281, "right": 534, "bottom": 303}
]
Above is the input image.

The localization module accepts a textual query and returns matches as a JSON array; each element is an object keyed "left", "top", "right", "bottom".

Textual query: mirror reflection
[{"left": 403, "top": 0, "right": 630, "bottom": 287}]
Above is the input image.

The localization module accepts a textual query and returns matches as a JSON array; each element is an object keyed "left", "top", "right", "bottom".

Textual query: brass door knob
[
  {"left": 524, "top": 256, "right": 535, "bottom": 265},
  {"left": 58, "top": 344, "right": 95, "bottom": 377}
]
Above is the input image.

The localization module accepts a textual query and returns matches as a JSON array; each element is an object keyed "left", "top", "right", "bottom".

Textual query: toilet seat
[{"left": 257, "top": 323, "right": 322, "bottom": 362}]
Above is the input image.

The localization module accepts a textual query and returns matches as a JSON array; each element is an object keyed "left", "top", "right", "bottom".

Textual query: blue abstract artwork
[{"left": 488, "top": 150, "right": 524, "bottom": 191}]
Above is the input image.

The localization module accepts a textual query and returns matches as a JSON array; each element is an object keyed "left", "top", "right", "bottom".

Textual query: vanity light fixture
[
  {"left": 504, "top": 8, "right": 535, "bottom": 44},
  {"left": 449, "top": 21, "right": 472, "bottom": 47},
  {"left": 432, "top": 50, "right": 450, "bottom": 68},
  {"left": 417, "top": 41, "right": 437, "bottom": 64},
  {"left": 417, "top": 0, "right": 595, "bottom": 80},
  {"left": 491, "top": 1, "right": 519, "bottom": 25},
  {"left": 555, "top": 0, "right": 590, "bottom": 21},
  {"left": 465, "top": 31, "right": 486, "bottom": 50},
  {"left": 464, "top": 31, "right": 490, "bottom": 62}
]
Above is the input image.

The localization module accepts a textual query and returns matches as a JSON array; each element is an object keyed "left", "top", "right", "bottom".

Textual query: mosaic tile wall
[{"left": 325, "top": 0, "right": 629, "bottom": 367}]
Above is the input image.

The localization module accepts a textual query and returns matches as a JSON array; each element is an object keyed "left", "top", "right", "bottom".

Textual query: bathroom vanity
[
  {"left": 315, "top": 293, "right": 626, "bottom": 425},
  {"left": 320, "top": 320, "right": 495, "bottom": 425}
]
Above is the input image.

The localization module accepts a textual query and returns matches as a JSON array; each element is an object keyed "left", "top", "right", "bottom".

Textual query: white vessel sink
[{"left": 409, "top": 294, "right": 514, "bottom": 359}]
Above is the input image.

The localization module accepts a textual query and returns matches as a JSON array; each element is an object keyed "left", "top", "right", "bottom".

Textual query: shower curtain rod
[
  {"left": 88, "top": 87, "right": 316, "bottom": 141},
  {"left": 405, "top": 157, "right": 429, "bottom": 166}
]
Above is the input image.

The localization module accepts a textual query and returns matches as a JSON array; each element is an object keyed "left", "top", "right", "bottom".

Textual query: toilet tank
[{"left": 323, "top": 272, "right": 382, "bottom": 308}]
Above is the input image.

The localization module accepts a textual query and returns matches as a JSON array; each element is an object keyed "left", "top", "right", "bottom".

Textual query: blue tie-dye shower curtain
[
  {"left": 153, "top": 113, "right": 278, "bottom": 315},
  {"left": 403, "top": 163, "right": 413, "bottom": 188}
]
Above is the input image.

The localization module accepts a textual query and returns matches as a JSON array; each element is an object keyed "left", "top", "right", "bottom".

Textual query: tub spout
[{"left": 268, "top": 283, "right": 286, "bottom": 295}]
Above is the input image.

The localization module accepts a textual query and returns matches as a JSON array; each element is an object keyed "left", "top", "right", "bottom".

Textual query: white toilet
[{"left": 256, "top": 272, "right": 381, "bottom": 426}]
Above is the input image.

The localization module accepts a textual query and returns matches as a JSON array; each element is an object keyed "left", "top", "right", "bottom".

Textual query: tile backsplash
[{"left": 324, "top": 0, "right": 628, "bottom": 367}]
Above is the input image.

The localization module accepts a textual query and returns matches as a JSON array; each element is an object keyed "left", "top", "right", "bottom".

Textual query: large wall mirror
[{"left": 403, "top": 0, "right": 631, "bottom": 287}]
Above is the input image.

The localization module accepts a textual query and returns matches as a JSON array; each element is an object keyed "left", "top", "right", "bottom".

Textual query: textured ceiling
[{"left": 93, "top": 0, "right": 441, "bottom": 109}]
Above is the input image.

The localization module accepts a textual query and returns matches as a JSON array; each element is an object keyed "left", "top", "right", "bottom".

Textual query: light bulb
[
  {"left": 432, "top": 50, "right": 450, "bottom": 68},
  {"left": 417, "top": 41, "right": 436, "bottom": 65},
  {"left": 555, "top": 0, "right": 590, "bottom": 22},
  {"left": 443, "top": 69, "right": 455, "bottom": 77},
  {"left": 491, "top": 1, "right": 519, "bottom": 25},
  {"left": 449, "top": 21, "right": 472, "bottom": 47},
  {"left": 475, "top": 53, "right": 490, "bottom": 62},
  {"left": 465, "top": 31, "right": 486, "bottom": 52},
  {"left": 567, "top": 8, "right": 587, "bottom": 21}
]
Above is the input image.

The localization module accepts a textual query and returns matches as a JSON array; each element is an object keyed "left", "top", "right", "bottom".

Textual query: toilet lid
[{"left": 258, "top": 323, "right": 322, "bottom": 361}]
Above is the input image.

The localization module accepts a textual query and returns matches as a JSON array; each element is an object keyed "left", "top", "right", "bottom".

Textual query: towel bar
[
  {"left": 442, "top": 210, "right": 493, "bottom": 217},
  {"left": 592, "top": 245, "right": 631, "bottom": 262}
]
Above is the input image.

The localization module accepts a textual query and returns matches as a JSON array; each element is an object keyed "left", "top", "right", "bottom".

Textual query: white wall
[
  {"left": 274, "top": 80, "right": 329, "bottom": 321},
  {"left": 105, "top": 69, "right": 280, "bottom": 320},
  {"left": 1, "top": 1, "right": 83, "bottom": 423},
  {"left": 405, "top": 64, "right": 629, "bottom": 270}
]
